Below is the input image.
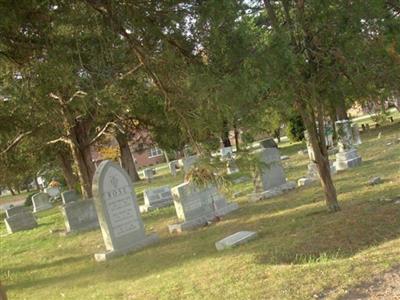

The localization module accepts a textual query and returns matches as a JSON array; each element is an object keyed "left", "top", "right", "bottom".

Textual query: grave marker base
[
  {"left": 94, "top": 233, "right": 159, "bottom": 262},
  {"left": 215, "top": 231, "right": 257, "bottom": 251},
  {"left": 249, "top": 181, "right": 296, "bottom": 202}
]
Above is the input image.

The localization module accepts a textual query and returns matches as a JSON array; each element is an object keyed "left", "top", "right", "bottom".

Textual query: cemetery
[{"left": 0, "top": 2, "right": 399, "bottom": 299}]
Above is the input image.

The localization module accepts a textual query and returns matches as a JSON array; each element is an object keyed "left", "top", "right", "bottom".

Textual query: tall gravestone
[
  {"left": 92, "top": 160, "right": 159, "bottom": 261},
  {"left": 168, "top": 182, "right": 239, "bottom": 233},
  {"left": 335, "top": 120, "right": 362, "bottom": 170},
  {"left": 32, "top": 192, "right": 52, "bottom": 213},
  {"left": 251, "top": 146, "right": 295, "bottom": 201}
]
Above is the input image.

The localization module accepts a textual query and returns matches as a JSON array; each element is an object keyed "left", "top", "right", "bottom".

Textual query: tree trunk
[
  {"left": 164, "top": 150, "right": 170, "bottom": 164},
  {"left": 274, "top": 128, "right": 281, "bottom": 143},
  {"left": 336, "top": 98, "right": 348, "bottom": 120},
  {"left": 58, "top": 152, "right": 78, "bottom": 190},
  {"left": 233, "top": 120, "right": 240, "bottom": 151},
  {"left": 7, "top": 185, "right": 15, "bottom": 196},
  {"left": 115, "top": 132, "right": 140, "bottom": 182},
  {"left": 297, "top": 100, "right": 340, "bottom": 212},
  {"left": 221, "top": 120, "right": 232, "bottom": 147}
]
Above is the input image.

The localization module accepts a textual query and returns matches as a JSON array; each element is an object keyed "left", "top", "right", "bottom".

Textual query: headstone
[
  {"left": 251, "top": 148, "right": 296, "bottom": 201},
  {"left": 168, "top": 182, "right": 239, "bottom": 233},
  {"left": 44, "top": 187, "right": 61, "bottom": 199},
  {"left": 351, "top": 123, "right": 362, "bottom": 145},
  {"left": 178, "top": 155, "right": 199, "bottom": 173},
  {"left": 259, "top": 138, "right": 278, "bottom": 149},
  {"left": 297, "top": 177, "right": 316, "bottom": 187},
  {"left": 226, "top": 159, "right": 239, "bottom": 175},
  {"left": 61, "top": 199, "right": 99, "bottom": 234},
  {"left": 61, "top": 190, "right": 80, "bottom": 204},
  {"left": 215, "top": 231, "right": 257, "bottom": 251},
  {"left": 5, "top": 206, "right": 30, "bottom": 218},
  {"left": 324, "top": 122, "right": 334, "bottom": 148},
  {"left": 368, "top": 176, "right": 382, "bottom": 185},
  {"left": 4, "top": 212, "right": 37, "bottom": 234},
  {"left": 335, "top": 120, "right": 362, "bottom": 171},
  {"left": 139, "top": 186, "right": 173, "bottom": 213},
  {"left": 220, "top": 147, "right": 233, "bottom": 161},
  {"left": 143, "top": 167, "right": 155, "bottom": 182},
  {"left": 32, "top": 192, "right": 52, "bottom": 213},
  {"left": 168, "top": 160, "right": 178, "bottom": 176},
  {"left": 92, "top": 160, "right": 159, "bottom": 261}
]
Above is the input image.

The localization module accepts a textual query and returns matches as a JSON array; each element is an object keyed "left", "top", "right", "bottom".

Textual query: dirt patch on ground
[{"left": 340, "top": 265, "right": 400, "bottom": 300}]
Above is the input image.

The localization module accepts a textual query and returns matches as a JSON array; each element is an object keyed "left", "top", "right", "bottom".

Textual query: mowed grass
[{"left": 1, "top": 122, "right": 399, "bottom": 300}]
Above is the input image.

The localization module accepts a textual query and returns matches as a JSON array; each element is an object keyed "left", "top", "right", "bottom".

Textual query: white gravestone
[
  {"left": 335, "top": 120, "right": 362, "bottom": 171},
  {"left": 92, "top": 160, "right": 159, "bottom": 261},
  {"left": 215, "top": 231, "right": 257, "bottom": 251},
  {"left": 139, "top": 186, "right": 174, "bottom": 213},
  {"left": 32, "top": 192, "right": 53, "bottom": 213},
  {"left": 4, "top": 212, "right": 37, "bottom": 234},
  {"left": 61, "top": 190, "right": 80, "bottom": 204},
  {"left": 251, "top": 147, "right": 296, "bottom": 201},
  {"left": 168, "top": 182, "right": 239, "bottom": 233},
  {"left": 61, "top": 198, "right": 99, "bottom": 234}
]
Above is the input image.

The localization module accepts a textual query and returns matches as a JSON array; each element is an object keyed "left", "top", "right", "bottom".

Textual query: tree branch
[
  {"left": 0, "top": 131, "right": 33, "bottom": 155},
  {"left": 47, "top": 137, "right": 72, "bottom": 146},
  {"left": 87, "top": 121, "right": 122, "bottom": 146}
]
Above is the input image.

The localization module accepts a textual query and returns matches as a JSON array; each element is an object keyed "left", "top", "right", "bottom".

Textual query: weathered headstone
[
  {"left": 5, "top": 206, "right": 30, "bottom": 218},
  {"left": 143, "top": 167, "right": 155, "bottom": 182},
  {"left": 61, "top": 199, "right": 99, "bottom": 234},
  {"left": 4, "top": 212, "right": 37, "bottom": 234},
  {"left": 215, "top": 231, "right": 257, "bottom": 251},
  {"left": 168, "top": 182, "right": 239, "bottom": 233},
  {"left": 168, "top": 160, "right": 178, "bottom": 176},
  {"left": 44, "top": 187, "right": 61, "bottom": 199},
  {"left": 178, "top": 155, "right": 199, "bottom": 173},
  {"left": 139, "top": 186, "right": 173, "bottom": 213},
  {"left": 259, "top": 138, "right": 278, "bottom": 149},
  {"left": 32, "top": 192, "right": 52, "bottom": 213},
  {"left": 335, "top": 120, "right": 362, "bottom": 171},
  {"left": 92, "top": 160, "right": 159, "bottom": 261},
  {"left": 220, "top": 146, "right": 233, "bottom": 161},
  {"left": 61, "top": 190, "right": 80, "bottom": 204},
  {"left": 251, "top": 147, "right": 296, "bottom": 201},
  {"left": 351, "top": 123, "right": 362, "bottom": 145}
]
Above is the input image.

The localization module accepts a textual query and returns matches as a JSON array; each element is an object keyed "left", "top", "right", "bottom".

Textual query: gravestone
[
  {"left": 351, "top": 123, "right": 362, "bottom": 145},
  {"left": 61, "top": 198, "right": 99, "bottom": 234},
  {"left": 139, "top": 186, "right": 173, "bottom": 213},
  {"left": 178, "top": 155, "right": 199, "bottom": 173},
  {"left": 143, "top": 167, "right": 155, "bottom": 182},
  {"left": 44, "top": 187, "right": 60, "bottom": 199},
  {"left": 168, "top": 160, "right": 178, "bottom": 176},
  {"left": 215, "top": 231, "right": 257, "bottom": 251},
  {"left": 325, "top": 122, "right": 334, "bottom": 148},
  {"left": 32, "top": 192, "right": 52, "bottom": 213},
  {"left": 61, "top": 190, "right": 80, "bottom": 204},
  {"left": 335, "top": 120, "right": 362, "bottom": 171},
  {"left": 251, "top": 147, "right": 296, "bottom": 201},
  {"left": 259, "top": 138, "right": 278, "bottom": 149},
  {"left": 226, "top": 159, "right": 239, "bottom": 175},
  {"left": 168, "top": 182, "right": 239, "bottom": 233},
  {"left": 92, "top": 160, "right": 159, "bottom": 261},
  {"left": 5, "top": 206, "right": 30, "bottom": 218},
  {"left": 4, "top": 212, "right": 37, "bottom": 234},
  {"left": 220, "top": 147, "right": 233, "bottom": 161}
]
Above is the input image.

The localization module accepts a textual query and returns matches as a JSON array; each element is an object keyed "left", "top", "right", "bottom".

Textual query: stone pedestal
[
  {"left": 215, "top": 231, "right": 257, "bottom": 251},
  {"left": 32, "top": 192, "right": 53, "bottom": 213},
  {"left": 168, "top": 182, "right": 238, "bottom": 233},
  {"left": 335, "top": 120, "right": 362, "bottom": 171},
  {"left": 139, "top": 186, "right": 173, "bottom": 213},
  {"left": 92, "top": 160, "right": 159, "bottom": 261},
  {"left": 61, "top": 199, "right": 99, "bottom": 234},
  {"left": 250, "top": 147, "right": 295, "bottom": 201}
]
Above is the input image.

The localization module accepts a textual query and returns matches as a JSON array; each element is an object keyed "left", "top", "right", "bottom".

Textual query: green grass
[
  {"left": 1, "top": 122, "right": 400, "bottom": 300},
  {"left": 0, "top": 191, "right": 35, "bottom": 205}
]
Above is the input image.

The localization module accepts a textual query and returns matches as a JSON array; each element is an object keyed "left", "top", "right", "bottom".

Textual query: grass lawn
[
  {"left": 0, "top": 191, "right": 36, "bottom": 206},
  {"left": 1, "top": 122, "right": 399, "bottom": 300}
]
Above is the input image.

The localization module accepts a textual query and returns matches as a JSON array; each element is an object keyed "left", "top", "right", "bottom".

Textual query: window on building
[{"left": 148, "top": 147, "right": 163, "bottom": 158}]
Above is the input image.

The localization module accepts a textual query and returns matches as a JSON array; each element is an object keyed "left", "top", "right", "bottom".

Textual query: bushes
[
  {"left": 287, "top": 115, "right": 305, "bottom": 142},
  {"left": 24, "top": 192, "right": 36, "bottom": 207}
]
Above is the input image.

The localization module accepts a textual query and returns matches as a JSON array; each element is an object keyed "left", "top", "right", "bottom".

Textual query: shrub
[
  {"left": 287, "top": 115, "right": 305, "bottom": 142},
  {"left": 24, "top": 192, "right": 36, "bottom": 207}
]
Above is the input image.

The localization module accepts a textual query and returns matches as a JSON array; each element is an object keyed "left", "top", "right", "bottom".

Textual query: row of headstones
[{"left": 298, "top": 120, "right": 362, "bottom": 186}]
